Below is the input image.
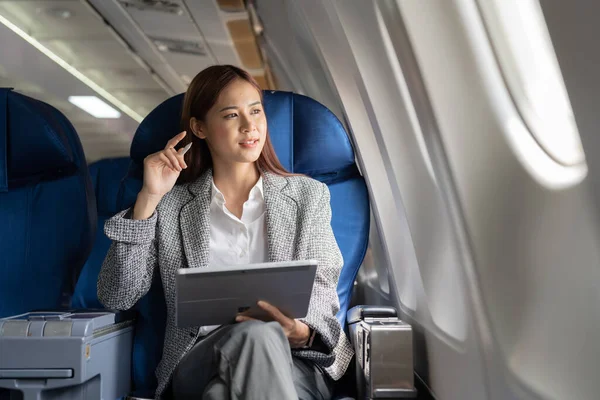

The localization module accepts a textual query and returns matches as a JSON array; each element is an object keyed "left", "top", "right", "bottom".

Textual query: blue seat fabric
[
  {"left": 0, "top": 88, "right": 96, "bottom": 318},
  {"left": 78, "top": 91, "right": 369, "bottom": 398},
  {"left": 72, "top": 157, "right": 130, "bottom": 309},
  {"left": 72, "top": 157, "right": 166, "bottom": 397}
]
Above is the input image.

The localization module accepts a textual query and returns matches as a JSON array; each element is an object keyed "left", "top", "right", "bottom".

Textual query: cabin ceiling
[{"left": 0, "top": 0, "right": 271, "bottom": 163}]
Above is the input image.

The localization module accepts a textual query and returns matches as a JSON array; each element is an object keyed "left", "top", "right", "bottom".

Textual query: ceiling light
[
  {"left": 0, "top": 13, "right": 143, "bottom": 122},
  {"left": 69, "top": 96, "right": 121, "bottom": 119}
]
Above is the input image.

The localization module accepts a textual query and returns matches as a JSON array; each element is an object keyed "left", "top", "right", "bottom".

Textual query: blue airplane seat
[
  {"left": 0, "top": 88, "right": 96, "bottom": 318},
  {"left": 72, "top": 157, "right": 131, "bottom": 309},
  {"left": 124, "top": 90, "right": 369, "bottom": 398},
  {"left": 70, "top": 156, "right": 167, "bottom": 398}
]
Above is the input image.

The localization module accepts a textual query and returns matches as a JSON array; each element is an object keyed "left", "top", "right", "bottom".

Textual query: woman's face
[{"left": 192, "top": 79, "right": 267, "bottom": 167}]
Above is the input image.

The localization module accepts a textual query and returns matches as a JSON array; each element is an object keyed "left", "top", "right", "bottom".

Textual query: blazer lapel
[
  {"left": 180, "top": 169, "right": 212, "bottom": 269},
  {"left": 179, "top": 170, "right": 299, "bottom": 267},
  {"left": 263, "top": 172, "right": 298, "bottom": 262}
]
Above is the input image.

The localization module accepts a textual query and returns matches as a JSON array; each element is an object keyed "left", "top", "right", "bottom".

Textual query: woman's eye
[
  {"left": 224, "top": 113, "right": 237, "bottom": 119},
  {"left": 251, "top": 109, "right": 262, "bottom": 115}
]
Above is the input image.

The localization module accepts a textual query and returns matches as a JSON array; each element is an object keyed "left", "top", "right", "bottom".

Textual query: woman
[{"left": 97, "top": 65, "right": 353, "bottom": 400}]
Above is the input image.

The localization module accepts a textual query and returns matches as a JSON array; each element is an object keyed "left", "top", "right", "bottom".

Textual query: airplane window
[{"left": 478, "top": 0, "right": 585, "bottom": 167}]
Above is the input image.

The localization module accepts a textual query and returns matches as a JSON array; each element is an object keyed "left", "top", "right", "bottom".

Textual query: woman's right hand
[
  {"left": 132, "top": 132, "right": 189, "bottom": 220},
  {"left": 141, "top": 131, "right": 189, "bottom": 198}
]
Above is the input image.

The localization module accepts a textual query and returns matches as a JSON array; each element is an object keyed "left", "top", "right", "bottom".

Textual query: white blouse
[
  {"left": 199, "top": 177, "right": 269, "bottom": 335},
  {"left": 208, "top": 177, "right": 268, "bottom": 267}
]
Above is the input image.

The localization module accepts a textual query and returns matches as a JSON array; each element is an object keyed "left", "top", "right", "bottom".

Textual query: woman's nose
[{"left": 241, "top": 116, "right": 255, "bottom": 132}]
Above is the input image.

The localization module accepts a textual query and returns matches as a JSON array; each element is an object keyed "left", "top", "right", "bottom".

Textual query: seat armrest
[
  {"left": 0, "top": 309, "right": 134, "bottom": 400},
  {"left": 347, "top": 305, "right": 417, "bottom": 399},
  {"left": 347, "top": 305, "right": 397, "bottom": 323}
]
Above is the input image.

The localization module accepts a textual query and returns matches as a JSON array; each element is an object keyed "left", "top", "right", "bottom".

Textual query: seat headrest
[
  {"left": 0, "top": 88, "right": 82, "bottom": 192},
  {"left": 130, "top": 91, "right": 355, "bottom": 178}
]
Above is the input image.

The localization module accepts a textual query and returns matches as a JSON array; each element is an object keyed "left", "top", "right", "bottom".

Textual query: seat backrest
[
  {"left": 119, "top": 90, "right": 369, "bottom": 396},
  {"left": 72, "top": 157, "right": 166, "bottom": 397},
  {"left": 0, "top": 88, "right": 96, "bottom": 318},
  {"left": 72, "top": 157, "right": 131, "bottom": 309}
]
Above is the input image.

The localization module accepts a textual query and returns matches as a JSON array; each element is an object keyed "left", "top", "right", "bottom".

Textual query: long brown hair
[{"left": 178, "top": 65, "right": 291, "bottom": 183}]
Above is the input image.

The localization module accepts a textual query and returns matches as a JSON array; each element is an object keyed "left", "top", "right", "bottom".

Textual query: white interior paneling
[
  {"left": 82, "top": 67, "right": 164, "bottom": 91},
  {"left": 206, "top": 41, "right": 240, "bottom": 66},
  {"left": 111, "top": 88, "right": 170, "bottom": 117},
  {"left": 42, "top": 38, "right": 141, "bottom": 69},
  {"left": 335, "top": 1, "right": 469, "bottom": 343},
  {"left": 159, "top": 52, "right": 215, "bottom": 83},
  {"left": 255, "top": 0, "right": 345, "bottom": 120},
  {"left": 125, "top": 5, "right": 199, "bottom": 39},
  {"left": 184, "top": 0, "right": 232, "bottom": 42},
  {"left": 399, "top": 0, "right": 600, "bottom": 399},
  {"left": 0, "top": 0, "right": 107, "bottom": 39}
]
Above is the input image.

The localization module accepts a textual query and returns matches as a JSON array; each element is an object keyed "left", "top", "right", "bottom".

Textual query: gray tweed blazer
[{"left": 97, "top": 169, "right": 353, "bottom": 399}]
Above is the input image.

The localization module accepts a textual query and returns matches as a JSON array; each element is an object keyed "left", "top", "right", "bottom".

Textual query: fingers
[
  {"left": 235, "top": 315, "right": 257, "bottom": 323},
  {"left": 234, "top": 302, "right": 292, "bottom": 326},
  {"left": 162, "top": 148, "right": 182, "bottom": 172},
  {"left": 166, "top": 147, "right": 187, "bottom": 170},
  {"left": 164, "top": 131, "right": 187, "bottom": 150},
  {"left": 257, "top": 301, "right": 291, "bottom": 326},
  {"left": 158, "top": 153, "right": 178, "bottom": 172}
]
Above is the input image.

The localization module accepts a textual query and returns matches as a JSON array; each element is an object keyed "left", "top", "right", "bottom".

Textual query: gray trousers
[{"left": 171, "top": 320, "right": 334, "bottom": 400}]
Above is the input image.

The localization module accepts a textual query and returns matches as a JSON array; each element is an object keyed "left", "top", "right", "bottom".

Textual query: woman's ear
[{"left": 190, "top": 117, "right": 207, "bottom": 139}]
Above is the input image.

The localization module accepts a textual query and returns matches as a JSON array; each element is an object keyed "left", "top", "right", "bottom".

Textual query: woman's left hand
[{"left": 236, "top": 300, "right": 311, "bottom": 348}]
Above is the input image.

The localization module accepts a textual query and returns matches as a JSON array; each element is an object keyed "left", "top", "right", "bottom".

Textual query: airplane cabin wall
[
  {"left": 398, "top": 1, "right": 600, "bottom": 399},
  {"left": 257, "top": 0, "right": 600, "bottom": 400},
  {"left": 257, "top": 0, "right": 488, "bottom": 399},
  {"left": 540, "top": 0, "right": 600, "bottom": 219},
  {"left": 252, "top": 0, "right": 345, "bottom": 123}
]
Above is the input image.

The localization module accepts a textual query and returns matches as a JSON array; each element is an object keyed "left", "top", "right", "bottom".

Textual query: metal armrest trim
[{"left": 347, "top": 305, "right": 397, "bottom": 324}]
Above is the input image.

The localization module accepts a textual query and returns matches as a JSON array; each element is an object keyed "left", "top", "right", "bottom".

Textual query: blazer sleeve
[
  {"left": 297, "top": 183, "right": 345, "bottom": 363},
  {"left": 97, "top": 208, "right": 159, "bottom": 311}
]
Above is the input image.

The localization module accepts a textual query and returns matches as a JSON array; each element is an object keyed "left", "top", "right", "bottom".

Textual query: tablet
[{"left": 175, "top": 260, "right": 318, "bottom": 328}]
